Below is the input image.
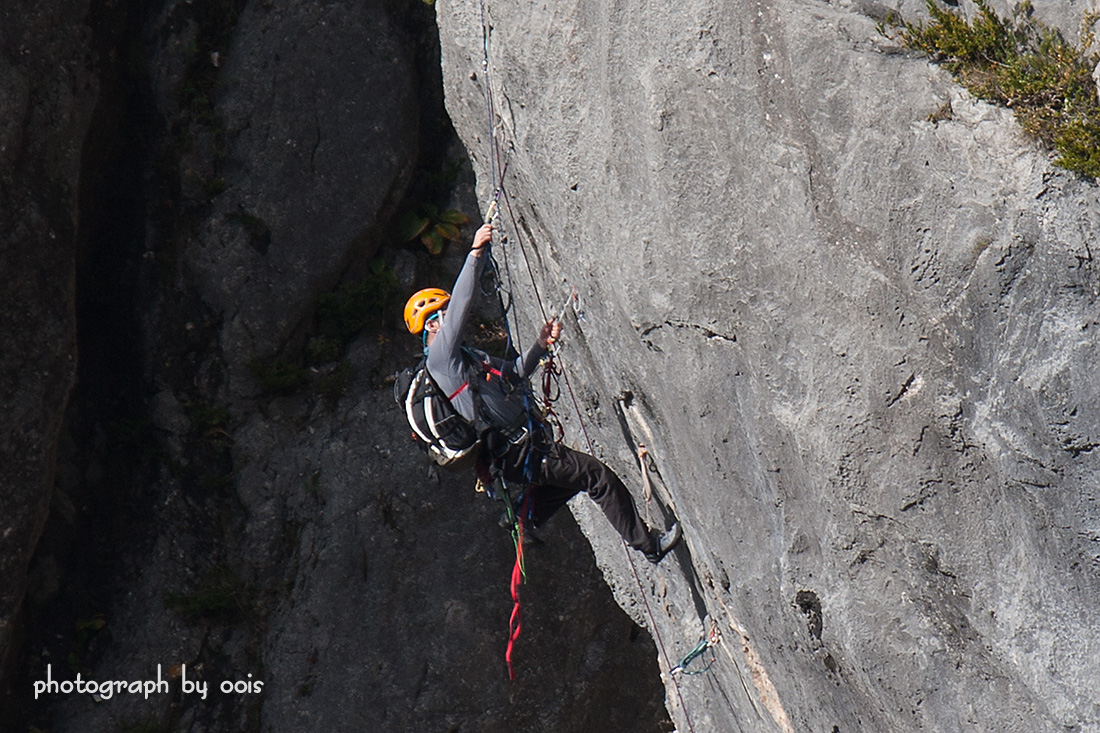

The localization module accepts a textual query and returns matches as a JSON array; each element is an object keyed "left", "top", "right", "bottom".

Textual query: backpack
[{"left": 393, "top": 359, "right": 482, "bottom": 470}]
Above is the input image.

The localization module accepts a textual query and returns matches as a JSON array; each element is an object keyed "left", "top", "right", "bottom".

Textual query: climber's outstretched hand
[
  {"left": 472, "top": 222, "right": 492, "bottom": 253},
  {"left": 538, "top": 319, "right": 563, "bottom": 349}
]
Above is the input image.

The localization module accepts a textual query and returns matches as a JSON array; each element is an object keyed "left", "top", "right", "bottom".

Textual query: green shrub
[
  {"left": 188, "top": 401, "right": 230, "bottom": 434},
  {"left": 890, "top": 0, "right": 1100, "bottom": 178},
  {"left": 247, "top": 258, "right": 399, "bottom": 397},
  {"left": 314, "top": 360, "right": 352, "bottom": 400},
  {"left": 397, "top": 205, "right": 469, "bottom": 255}
]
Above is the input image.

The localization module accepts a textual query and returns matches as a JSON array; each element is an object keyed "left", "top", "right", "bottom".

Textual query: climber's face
[{"left": 426, "top": 309, "right": 445, "bottom": 332}]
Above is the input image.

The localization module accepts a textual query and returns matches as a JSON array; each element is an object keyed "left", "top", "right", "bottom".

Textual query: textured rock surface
[
  {"left": 10, "top": 0, "right": 670, "bottom": 730},
  {"left": 190, "top": 0, "right": 420, "bottom": 362},
  {"left": 437, "top": 0, "right": 1100, "bottom": 730},
  {"left": 0, "top": 0, "right": 92, "bottom": 702},
  {"left": 12, "top": 0, "right": 1100, "bottom": 729}
]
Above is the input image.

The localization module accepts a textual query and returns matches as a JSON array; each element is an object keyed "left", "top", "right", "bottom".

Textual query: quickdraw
[
  {"left": 539, "top": 352, "right": 564, "bottom": 443},
  {"left": 671, "top": 622, "right": 722, "bottom": 676},
  {"left": 535, "top": 286, "right": 576, "bottom": 444}
]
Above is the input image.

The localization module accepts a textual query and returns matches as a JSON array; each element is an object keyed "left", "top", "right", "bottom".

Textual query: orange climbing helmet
[{"left": 404, "top": 288, "right": 450, "bottom": 333}]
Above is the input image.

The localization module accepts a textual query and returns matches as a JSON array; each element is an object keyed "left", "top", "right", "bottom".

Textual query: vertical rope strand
[{"left": 475, "top": 8, "right": 698, "bottom": 731}]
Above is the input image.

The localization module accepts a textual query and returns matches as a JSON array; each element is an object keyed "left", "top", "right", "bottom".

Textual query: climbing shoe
[{"left": 645, "top": 522, "right": 682, "bottom": 564}]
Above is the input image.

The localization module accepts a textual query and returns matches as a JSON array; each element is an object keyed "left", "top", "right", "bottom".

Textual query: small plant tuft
[
  {"left": 247, "top": 358, "right": 309, "bottom": 395},
  {"left": 889, "top": 0, "right": 1100, "bottom": 179},
  {"left": 397, "top": 204, "right": 469, "bottom": 255},
  {"left": 303, "top": 471, "right": 322, "bottom": 501},
  {"left": 188, "top": 401, "right": 231, "bottom": 435},
  {"left": 309, "top": 258, "right": 400, "bottom": 364},
  {"left": 164, "top": 565, "right": 255, "bottom": 623},
  {"left": 314, "top": 360, "right": 353, "bottom": 400}
]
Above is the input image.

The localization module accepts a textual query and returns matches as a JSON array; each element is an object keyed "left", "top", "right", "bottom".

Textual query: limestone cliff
[
  {"left": 436, "top": 0, "right": 1100, "bottom": 730},
  {"left": 9, "top": 0, "right": 1100, "bottom": 730}
]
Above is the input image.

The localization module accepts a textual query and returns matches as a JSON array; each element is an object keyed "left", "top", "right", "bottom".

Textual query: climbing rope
[
  {"left": 504, "top": 486, "right": 531, "bottom": 680},
  {"left": 539, "top": 351, "right": 564, "bottom": 442},
  {"left": 479, "top": 0, "right": 503, "bottom": 200},
  {"left": 560, "top": 365, "right": 701, "bottom": 733},
  {"left": 528, "top": 286, "right": 574, "bottom": 444},
  {"left": 474, "top": 11, "right": 701, "bottom": 728}
]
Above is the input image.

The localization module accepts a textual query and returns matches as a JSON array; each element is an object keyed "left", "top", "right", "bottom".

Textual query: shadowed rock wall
[
  {"left": 0, "top": 0, "right": 92, "bottom": 702},
  {"left": 437, "top": 0, "right": 1100, "bottom": 730},
  {"left": 7, "top": 0, "right": 671, "bottom": 730}
]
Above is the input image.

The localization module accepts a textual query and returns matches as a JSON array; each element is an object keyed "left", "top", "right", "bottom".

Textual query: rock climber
[{"left": 403, "top": 221, "right": 681, "bottom": 563}]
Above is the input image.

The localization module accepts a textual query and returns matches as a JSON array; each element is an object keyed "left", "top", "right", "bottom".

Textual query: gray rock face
[
  {"left": 0, "top": 0, "right": 91, "bottom": 698},
  {"left": 437, "top": 0, "right": 1100, "bottom": 730},
  {"left": 183, "top": 0, "right": 421, "bottom": 364}
]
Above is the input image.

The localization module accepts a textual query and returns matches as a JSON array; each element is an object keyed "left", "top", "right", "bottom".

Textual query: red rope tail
[
  {"left": 506, "top": 540, "right": 523, "bottom": 680},
  {"left": 505, "top": 492, "right": 531, "bottom": 680}
]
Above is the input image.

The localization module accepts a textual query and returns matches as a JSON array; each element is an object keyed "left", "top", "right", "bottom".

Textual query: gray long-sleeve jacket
[{"left": 425, "top": 249, "right": 547, "bottom": 432}]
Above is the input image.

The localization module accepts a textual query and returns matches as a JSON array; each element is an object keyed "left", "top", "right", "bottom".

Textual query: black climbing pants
[{"left": 498, "top": 440, "right": 654, "bottom": 555}]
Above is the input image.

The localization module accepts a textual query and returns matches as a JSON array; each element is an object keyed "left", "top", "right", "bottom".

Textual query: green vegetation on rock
[
  {"left": 310, "top": 257, "right": 399, "bottom": 361},
  {"left": 397, "top": 204, "right": 469, "bottom": 255},
  {"left": 164, "top": 564, "right": 255, "bottom": 623},
  {"left": 890, "top": 0, "right": 1100, "bottom": 178}
]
